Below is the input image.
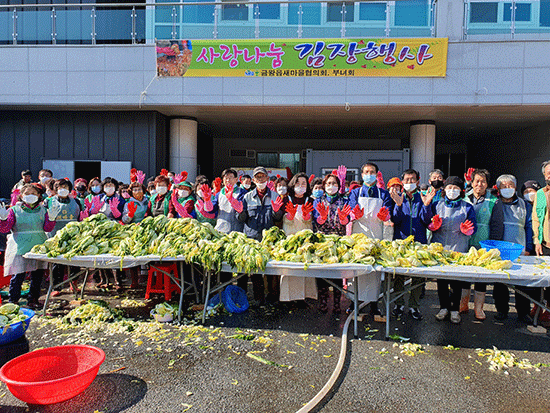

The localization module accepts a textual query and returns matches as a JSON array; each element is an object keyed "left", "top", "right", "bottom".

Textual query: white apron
[
  {"left": 349, "top": 192, "right": 384, "bottom": 302},
  {"left": 280, "top": 204, "right": 318, "bottom": 301}
]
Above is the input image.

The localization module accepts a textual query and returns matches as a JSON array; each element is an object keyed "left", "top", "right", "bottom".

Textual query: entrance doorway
[{"left": 74, "top": 161, "right": 101, "bottom": 183}]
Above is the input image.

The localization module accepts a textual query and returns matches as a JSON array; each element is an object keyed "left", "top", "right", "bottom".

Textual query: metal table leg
[
  {"left": 385, "top": 273, "right": 391, "bottom": 340},
  {"left": 79, "top": 269, "right": 90, "bottom": 300},
  {"left": 353, "top": 276, "right": 359, "bottom": 338},
  {"left": 42, "top": 263, "right": 54, "bottom": 316},
  {"left": 178, "top": 261, "right": 185, "bottom": 324},
  {"left": 202, "top": 271, "right": 211, "bottom": 324}
]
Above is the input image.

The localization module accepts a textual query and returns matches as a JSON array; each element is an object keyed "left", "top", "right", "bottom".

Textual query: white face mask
[
  {"left": 46, "top": 190, "right": 54, "bottom": 197},
  {"left": 104, "top": 187, "right": 115, "bottom": 196},
  {"left": 256, "top": 182, "right": 267, "bottom": 191},
  {"left": 178, "top": 189, "right": 189, "bottom": 198},
  {"left": 58, "top": 188, "right": 70, "bottom": 198},
  {"left": 446, "top": 189, "right": 461, "bottom": 201},
  {"left": 156, "top": 186, "right": 167, "bottom": 195},
  {"left": 23, "top": 194, "right": 38, "bottom": 205},
  {"left": 326, "top": 185, "right": 338, "bottom": 195},
  {"left": 150, "top": 189, "right": 157, "bottom": 195},
  {"left": 524, "top": 192, "right": 536, "bottom": 203},
  {"left": 40, "top": 176, "right": 52, "bottom": 184},
  {"left": 277, "top": 186, "right": 287, "bottom": 196},
  {"left": 294, "top": 186, "right": 306, "bottom": 195},
  {"left": 403, "top": 183, "right": 417, "bottom": 193},
  {"left": 500, "top": 188, "right": 516, "bottom": 199},
  {"left": 242, "top": 183, "right": 251, "bottom": 190}
]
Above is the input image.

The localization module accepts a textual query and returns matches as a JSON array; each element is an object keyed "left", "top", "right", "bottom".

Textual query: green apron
[
  {"left": 468, "top": 193, "right": 497, "bottom": 248},
  {"left": 47, "top": 196, "right": 81, "bottom": 237},
  {"left": 12, "top": 204, "right": 47, "bottom": 255}
]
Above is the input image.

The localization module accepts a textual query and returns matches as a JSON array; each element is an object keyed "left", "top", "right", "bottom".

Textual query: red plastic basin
[{"left": 0, "top": 345, "right": 105, "bottom": 405}]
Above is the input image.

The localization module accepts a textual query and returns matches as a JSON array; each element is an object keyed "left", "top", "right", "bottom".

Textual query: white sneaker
[
  {"left": 435, "top": 308, "right": 449, "bottom": 321},
  {"left": 450, "top": 311, "right": 461, "bottom": 324}
]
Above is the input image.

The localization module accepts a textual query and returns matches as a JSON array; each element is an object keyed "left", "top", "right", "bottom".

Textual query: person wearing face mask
[
  {"left": 492, "top": 174, "right": 536, "bottom": 322},
  {"left": 86, "top": 177, "right": 103, "bottom": 203},
  {"left": 207, "top": 169, "right": 246, "bottom": 234},
  {"left": 348, "top": 162, "right": 394, "bottom": 317},
  {"left": 194, "top": 176, "right": 217, "bottom": 226},
  {"left": 168, "top": 181, "right": 195, "bottom": 219},
  {"left": 43, "top": 179, "right": 57, "bottom": 201},
  {"left": 460, "top": 169, "right": 504, "bottom": 320},
  {"left": 429, "top": 176, "right": 477, "bottom": 324},
  {"left": 521, "top": 180, "right": 541, "bottom": 205},
  {"left": 73, "top": 178, "right": 89, "bottom": 209},
  {"left": 38, "top": 169, "right": 53, "bottom": 186},
  {"left": 310, "top": 178, "right": 324, "bottom": 200},
  {"left": 389, "top": 170, "right": 436, "bottom": 321},
  {"left": 238, "top": 167, "right": 281, "bottom": 306},
  {"left": 279, "top": 172, "right": 317, "bottom": 304},
  {"left": 0, "top": 184, "right": 58, "bottom": 309},
  {"left": 45, "top": 179, "right": 83, "bottom": 296},
  {"left": 12, "top": 170, "right": 32, "bottom": 192},
  {"left": 119, "top": 184, "right": 131, "bottom": 201},
  {"left": 239, "top": 175, "right": 254, "bottom": 192},
  {"left": 311, "top": 174, "right": 351, "bottom": 313},
  {"left": 428, "top": 169, "right": 445, "bottom": 203},
  {"left": 149, "top": 175, "right": 172, "bottom": 217},
  {"left": 272, "top": 177, "right": 290, "bottom": 229}
]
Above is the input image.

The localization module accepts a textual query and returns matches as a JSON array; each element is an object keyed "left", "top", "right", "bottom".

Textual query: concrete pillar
[
  {"left": 170, "top": 118, "right": 198, "bottom": 181},
  {"left": 410, "top": 121, "right": 436, "bottom": 185}
]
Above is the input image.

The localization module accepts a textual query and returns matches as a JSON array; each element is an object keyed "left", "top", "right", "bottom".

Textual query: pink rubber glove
[
  {"left": 109, "top": 198, "right": 122, "bottom": 218},
  {"left": 79, "top": 210, "right": 89, "bottom": 221},
  {"left": 84, "top": 197, "right": 92, "bottom": 212},
  {"left": 267, "top": 181, "right": 275, "bottom": 192},
  {"left": 136, "top": 170, "right": 146, "bottom": 184},
  {"left": 174, "top": 200, "right": 191, "bottom": 218},
  {"left": 337, "top": 165, "right": 347, "bottom": 194},
  {"left": 91, "top": 196, "right": 104, "bottom": 214},
  {"left": 200, "top": 184, "right": 214, "bottom": 212},
  {"left": 197, "top": 199, "right": 216, "bottom": 219}
]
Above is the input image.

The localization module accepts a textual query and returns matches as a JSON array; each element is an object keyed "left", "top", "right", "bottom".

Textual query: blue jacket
[
  {"left": 348, "top": 185, "right": 393, "bottom": 211},
  {"left": 392, "top": 191, "right": 433, "bottom": 244},
  {"left": 238, "top": 188, "right": 278, "bottom": 241}
]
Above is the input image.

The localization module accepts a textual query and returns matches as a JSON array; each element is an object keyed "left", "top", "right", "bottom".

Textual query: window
[
  {"left": 183, "top": 0, "right": 215, "bottom": 23},
  {"left": 359, "top": 3, "right": 386, "bottom": 21},
  {"left": 288, "top": 3, "right": 321, "bottom": 25},
  {"left": 541, "top": 0, "right": 550, "bottom": 26},
  {"left": 394, "top": 0, "right": 429, "bottom": 26},
  {"left": 503, "top": 2, "right": 531, "bottom": 21},
  {"left": 222, "top": 0, "right": 248, "bottom": 21},
  {"left": 257, "top": 153, "right": 279, "bottom": 168},
  {"left": 258, "top": 4, "right": 280, "bottom": 19},
  {"left": 327, "top": 2, "right": 354, "bottom": 22},
  {"left": 469, "top": 2, "right": 498, "bottom": 23}
]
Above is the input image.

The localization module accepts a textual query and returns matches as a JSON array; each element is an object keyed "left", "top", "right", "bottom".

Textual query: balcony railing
[
  {"left": 464, "top": 0, "right": 550, "bottom": 39},
  {"left": 0, "top": 0, "right": 437, "bottom": 45}
]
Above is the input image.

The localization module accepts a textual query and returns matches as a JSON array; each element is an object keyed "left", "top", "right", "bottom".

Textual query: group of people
[{"left": 1, "top": 162, "right": 550, "bottom": 327}]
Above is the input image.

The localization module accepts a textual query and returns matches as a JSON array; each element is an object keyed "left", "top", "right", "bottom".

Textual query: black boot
[{"left": 318, "top": 287, "right": 328, "bottom": 313}]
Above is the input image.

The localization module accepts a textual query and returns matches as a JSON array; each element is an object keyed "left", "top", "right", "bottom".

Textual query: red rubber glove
[
  {"left": 285, "top": 202, "right": 298, "bottom": 220},
  {"left": 130, "top": 168, "right": 137, "bottom": 183},
  {"left": 200, "top": 184, "right": 212, "bottom": 202},
  {"left": 428, "top": 214, "right": 442, "bottom": 232},
  {"left": 464, "top": 167, "right": 475, "bottom": 184},
  {"left": 351, "top": 205, "right": 364, "bottom": 220},
  {"left": 109, "top": 198, "right": 121, "bottom": 218},
  {"left": 308, "top": 174, "right": 315, "bottom": 184},
  {"left": 377, "top": 206, "right": 390, "bottom": 222},
  {"left": 225, "top": 185, "right": 243, "bottom": 213},
  {"left": 271, "top": 196, "right": 284, "bottom": 212},
  {"left": 160, "top": 169, "right": 169, "bottom": 176},
  {"left": 460, "top": 219, "right": 475, "bottom": 236},
  {"left": 213, "top": 177, "right": 222, "bottom": 194},
  {"left": 337, "top": 204, "right": 352, "bottom": 225},
  {"left": 127, "top": 201, "right": 137, "bottom": 218},
  {"left": 316, "top": 202, "right": 329, "bottom": 225},
  {"left": 302, "top": 202, "right": 314, "bottom": 220},
  {"left": 267, "top": 181, "right": 275, "bottom": 192},
  {"left": 225, "top": 185, "right": 235, "bottom": 200}
]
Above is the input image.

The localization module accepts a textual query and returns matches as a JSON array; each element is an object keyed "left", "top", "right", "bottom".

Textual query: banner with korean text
[{"left": 156, "top": 38, "right": 448, "bottom": 78}]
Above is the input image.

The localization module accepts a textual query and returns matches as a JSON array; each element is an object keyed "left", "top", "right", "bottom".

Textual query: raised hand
[
  {"left": 91, "top": 196, "right": 104, "bottom": 214},
  {"left": 376, "top": 206, "right": 390, "bottom": 222},
  {"left": 420, "top": 186, "right": 437, "bottom": 206},
  {"left": 337, "top": 204, "right": 352, "bottom": 225},
  {"left": 302, "top": 202, "right": 314, "bottom": 220},
  {"left": 136, "top": 170, "right": 146, "bottom": 184},
  {"left": 285, "top": 202, "right": 298, "bottom": 220},
  {"left": 316, "top": 202, "right": 329, "bottom": 224},
  {"left": 460, "top": 219, "right": 475, "bottom": 236},
  {"left": 267, "top": 181, "right": 275, "bottom": 192},
  {"left": 213, "top": 177, "right": 222, "bottom": 194},
  {"left": 0, "top": 203, "right": 9, "bottom": 220},
  {"left": 79, "top": 210, "right": 89, "bottom": 221},
  {"left": 10, "top": 189, "right": 20, "bottom": 207},
  {"left": 200, "top": 184, "right": 212, "bottom": 202},
  {"left": 351, "top": 205, "right": 364, "bottom": 220},
  {"left": 336, "top": 165, "right": 347, "bottom": 194},
  {"left": 308, "top": 174, "right": 315, "bottom": 184},
  {"left": 225, "top": 185, "right": 234, "bottom": 200},
  {"left": 271, "top": 196, "right": 284, "bottom": 212},
  {"left": 174, "top": 200, "right": 191, "bottom": 218},
  {"left": 127, "top": 201, "right": 137, "bottom": 218},
  {"left": 160, "top": 169, "right": 169, "bottom": 176},
  {"left": 130, "top": 168, "right": 137, "bottom": 183},
  {"left": 464, "top": 167, "right": 475, "bottom": 184},
  {"left": 109, "top": 198, "right": 121, "bottom": 218},
  {"left": 376, "top": 171, "right": 385, "bottom": 189},
  {"left": 48, "top": 202, "right": 62, "bottom": 221},
  {"left": 428, "top": 214, "right": 442, "bottom": 232},
  {"left": 389, "top": 186, "right": 404, "bottom": 206},
  {"left": 84, "top": 197, "right": 92, "bottom": 211}
]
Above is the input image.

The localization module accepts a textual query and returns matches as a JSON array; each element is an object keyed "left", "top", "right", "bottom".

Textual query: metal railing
[
  {"left": 0, "top": 0, "right": 437, "bottom": 45},
  {"left": 463, "top": 0, "right": 550, "bottom": 39}
]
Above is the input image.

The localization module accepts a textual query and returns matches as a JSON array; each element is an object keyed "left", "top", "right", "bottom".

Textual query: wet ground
[{"left": 1, "top": 278, "right": 549, "bottom": 413}]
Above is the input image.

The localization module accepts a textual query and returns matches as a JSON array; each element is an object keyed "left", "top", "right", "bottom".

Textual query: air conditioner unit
[{"left": 230, "top": 149, "right": 247, "bottom": 157}]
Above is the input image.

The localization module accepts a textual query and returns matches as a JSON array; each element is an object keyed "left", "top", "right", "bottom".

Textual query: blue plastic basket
[
  {"left": 207, "top": 294, "right": 221, "bottom": 308},
  {"left": 0, "top": 308, "right": 34, "bottom": 346},
  {"left": 221, "top": 285, "right": 249, "bottom": 314},
  {"left": 479, "top": 240, "right": 523, "bottom": 262}
]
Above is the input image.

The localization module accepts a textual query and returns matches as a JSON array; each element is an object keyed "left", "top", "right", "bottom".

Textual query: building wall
[
  {"left": 0, "top": 40, "right": 549, "bottom": 108},
  {"left": 0, "top": 110, "right": 168, "bottom": 197}
]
